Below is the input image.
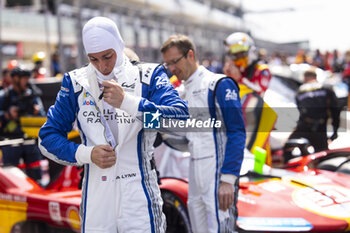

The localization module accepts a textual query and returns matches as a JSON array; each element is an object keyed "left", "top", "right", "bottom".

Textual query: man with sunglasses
[
  {"left": 161, "top": 34, "right": 246, "bottom": 233},
  {"left": 223, "top": 32, "right": 271, "bottom": 97}
]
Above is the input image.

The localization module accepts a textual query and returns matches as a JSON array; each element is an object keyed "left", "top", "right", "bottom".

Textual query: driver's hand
[
  {"left": 91, "top": 145, "right": 116, "bottom": 169},
  {"left": 101, "top": 80, "right": 125, "bottom": 108},
  {"left": 218, "top": 181, "right": 235, "bottom": 211}
]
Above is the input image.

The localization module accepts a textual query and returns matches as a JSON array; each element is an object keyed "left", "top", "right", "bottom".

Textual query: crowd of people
[
  {"left": 0, "top": 66, "right": 45, "bottom": 182},
  {"left": 0, "top": 15, "right": 348, "bottom": 233},
  {"left": 201, "top": 47, "right": 350, "bottom": 77}
]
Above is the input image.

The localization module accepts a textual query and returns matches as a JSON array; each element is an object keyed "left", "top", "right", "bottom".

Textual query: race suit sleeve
[
  {"left": 120, "top": 65, "right": 189, "bottom": 120},
  {"left": 215, "top": 78, "right": 246, "bottom": 181},
  {"left": 38, "top": 74, "right": 85, "bottom": 166}
]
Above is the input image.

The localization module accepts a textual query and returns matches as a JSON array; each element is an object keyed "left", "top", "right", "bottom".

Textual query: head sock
[{"left": 82, "top": 17, "right": 125, "bottom": 80}]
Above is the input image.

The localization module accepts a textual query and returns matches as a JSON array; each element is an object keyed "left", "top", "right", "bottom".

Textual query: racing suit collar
[
  {"left": 73, "top": 63, "right": 101, "bottom": 105},
  {"left": 184, "top": 65, "right": 205, "bottom": 87}
]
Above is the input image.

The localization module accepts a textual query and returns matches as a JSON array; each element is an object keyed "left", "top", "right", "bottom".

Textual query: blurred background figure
[
  {"left": 1, "top": 69, "right": 11, "bottom": 90},
  {"left": 1, "top": 60, "right": 19, "bottom": 90},
  {"left": 283, "top": 68, "right": 340, "bottom": 162},
  {"left": 312, "top": 49, "right": 325, "bottom": 69},
  {"left": 342, "top": 50, "right": 350, "bottom": 111},
  {"left": 332, "top": 49, "right": 343, "bottom": 73},
  {"left": 324, "top": 51, "right": 333, "bottom": 71},
  {"left": 223, "top": 32, "right": 272, "bottom": 96},
  {"left": 269, "top": 52, "right": 288, "bottom": 66},
  {"left": 51, "top": 52, "right": 61, "bottom": 77},
  {"left": 0, "top": 67, "right": 45, "bottom": 182},
  {"left": 32, "top": 51, "right": 47, "bottom": 79},
  {"left": 258, "top": 48, "right": 268, "bottom": 64},
  {"left": 295, "top": 49, "right": 311, "bottom": 64},
  {"left": 201, "top": 51, "right": 223, "bottom": 74},
  {"left": 342, "top": 50, "right": 350, "bottom": 88},
  {"left": 0, "top": 67, "right": 45, "bottom": 133},
  {"left": 223, "top": 52, "right": 277, "bottom": 166}
]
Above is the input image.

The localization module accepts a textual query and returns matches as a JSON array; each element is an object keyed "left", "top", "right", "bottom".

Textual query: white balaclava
[{"left": 82, "top": 16, "right": 125, "bottom": 80}]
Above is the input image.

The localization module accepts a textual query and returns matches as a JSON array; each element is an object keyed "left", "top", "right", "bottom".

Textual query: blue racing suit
[
  {"left": 184, "top": 66, "right": 245, "bottom": 233},
  {"left": 38, "top": 59, "right": 188, "bottom": 233}
]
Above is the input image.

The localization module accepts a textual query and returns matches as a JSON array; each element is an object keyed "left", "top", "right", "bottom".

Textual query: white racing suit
[
  {"left": 183, "top": 66, "right": 245, "bottom": 233},
  {"left": 38, "top": 59, "right": 188, "bottom": 233}
]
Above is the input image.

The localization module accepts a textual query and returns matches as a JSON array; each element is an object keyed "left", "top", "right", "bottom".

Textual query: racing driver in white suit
[
  {"left": 38, "top": 17, "right": 188, "bottom": 233},
  {"left": 161, "top": 34, "right": 245, "bottom": 233}
]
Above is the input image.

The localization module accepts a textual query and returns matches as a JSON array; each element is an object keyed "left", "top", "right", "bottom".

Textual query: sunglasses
[{"left": 163, "top": 50, "right": 190, "bottom": 68}]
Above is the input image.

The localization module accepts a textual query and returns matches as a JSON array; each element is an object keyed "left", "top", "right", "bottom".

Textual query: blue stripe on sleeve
[
  {"left": 213, "top": 78, "right": 246, "bottom": 176},
  {"left": 139, "top": 65, "right": 188, "bottom": 120},
  {"left": 39, "top": 74, "right": 80, "bottom": 163}
]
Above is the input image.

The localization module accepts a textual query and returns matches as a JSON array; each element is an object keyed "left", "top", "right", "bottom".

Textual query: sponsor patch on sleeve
[
  {"left": 225, "top": 88, "right": 238, "bottom": 101},
  {"left": 59, "top": 86, "right": 70, "bottom": 97},
  {"left": 155, "top": 74, "right": 171, "bottom": 89},
  {"left": 61, "top": 86, "right": 69, "bottom": 92}
]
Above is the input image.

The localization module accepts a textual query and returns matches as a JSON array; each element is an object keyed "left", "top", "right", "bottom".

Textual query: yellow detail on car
[{"left": 0, "top": 199, "right": 28, "bottom": 233}]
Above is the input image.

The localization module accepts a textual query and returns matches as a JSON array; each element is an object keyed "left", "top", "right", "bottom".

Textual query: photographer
[{"left": 0, "top": 67, "right": 45, "bottom": 182}]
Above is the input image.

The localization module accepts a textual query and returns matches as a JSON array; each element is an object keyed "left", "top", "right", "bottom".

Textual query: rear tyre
[
  {"left": 11, "top": 221, "right": 75, "bottom": 233},
  {"left": 11, "top": 221, "right": 47, "bottom": 233},
  {"left": 162, "top": 190, "right": 192, "bottom": 233}
]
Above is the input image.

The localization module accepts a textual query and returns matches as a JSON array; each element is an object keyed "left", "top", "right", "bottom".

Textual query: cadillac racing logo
[{"left": 82, "top": 109, "right": 135, "bottom": 124}]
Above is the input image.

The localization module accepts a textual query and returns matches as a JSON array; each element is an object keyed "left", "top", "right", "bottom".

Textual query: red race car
[
  {"left": 1, "top": 146, "right": 350, "bottom": 233},
  {"left": 286, "top": 147, "right": 350, "bottom": 175},
  {"left": 155, "top": 144, "right": 350, "bottom": 233},
  {"left": 0, "top": 165, "right": 81, "bottom": 233}
]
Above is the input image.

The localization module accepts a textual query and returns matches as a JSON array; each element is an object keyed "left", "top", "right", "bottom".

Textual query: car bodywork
[
  {"left": 0, "top": 166, "right": 81, "bottom": 233},
  {"left": 286, "top": 147, "right": 350, "bottom": 175},
  {"left": 1, "top": 75, "right": 349, "bottom": 232},
  {"left": 1, "top": 148, "right": 350, "bottom": 232},
  {"left": 157, "top": 146, "right": 350, "bottom": 232},
  {"left": 236, "top": 162, "right": 350, "bottom": 232}
]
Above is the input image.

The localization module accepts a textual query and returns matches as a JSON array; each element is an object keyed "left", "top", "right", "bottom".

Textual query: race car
[
  {"left": 236, "top": 150, "right": 350, "bottom": 232},
  {"left": 155, "top": 144, "right": 350, "bottom": 233},
  {"left": 0, "top": 165, "right": 81, "bottom": 233},
  {"left": 1, "top": 76, "right": 350, "bottom": 232},
  {"left": 286, "top": 147, "right": 350, "bottom": 175},
  {"left": 2, "top": 144, "right": 350, "bottom": 232}
]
